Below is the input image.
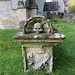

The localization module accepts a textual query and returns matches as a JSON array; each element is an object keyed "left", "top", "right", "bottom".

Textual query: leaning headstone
[
  {"left": 72, "top": 16, "right": 75, "bottom": 23},
  {"left": 67, "top": 12, "right": 75, "bottom": 23},
  {"left": 47, "top": 12, "right": 52, "bottom": 19},
  {"left": 72, "top": 13, "right": 75, "bottom": 23},
  {"left": 67, "top": 14, "right": 71, "bottom": 23},
  {"left": 63, "top": 10, "right": 68, "bottom": 22},
  {"left": 52, "top": 12, "right": 57, "bottom": 23}
]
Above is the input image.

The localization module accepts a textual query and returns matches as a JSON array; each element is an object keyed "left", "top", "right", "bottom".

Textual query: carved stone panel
[{"left": 24, "top": 16, "right": 53, "bottom": 34}]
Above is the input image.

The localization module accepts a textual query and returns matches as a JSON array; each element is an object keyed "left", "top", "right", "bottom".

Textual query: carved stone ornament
[
  {"left": 23, "top": 16, "right": 53, "bottom": 34},
  {"left": 33, "top": 23, "right": 43, "bottom": 33},
  {"left": 13, "top": 15, "right": 65, "bottom": 73}
]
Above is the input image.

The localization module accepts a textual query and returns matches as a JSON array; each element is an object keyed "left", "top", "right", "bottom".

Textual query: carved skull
[{"left": 34, "top": 23, "right": 42, "bottom": 33}]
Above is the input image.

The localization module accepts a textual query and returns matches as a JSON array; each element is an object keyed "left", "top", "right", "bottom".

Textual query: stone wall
[
  {"left": 0, "top": 0, "right": 19, "bottom": 29},
  {"left": 0, "top": 0, "right": 46, "bottom": 29}
]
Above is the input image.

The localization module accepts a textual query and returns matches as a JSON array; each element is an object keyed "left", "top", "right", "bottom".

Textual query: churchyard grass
[{"left": 0, "top": 18, "right": 75, "bottom": 75}]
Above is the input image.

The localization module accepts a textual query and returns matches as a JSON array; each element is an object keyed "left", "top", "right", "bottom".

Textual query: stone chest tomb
[{"left": 13, "top": 16, "right": 65, "bottom": 73}]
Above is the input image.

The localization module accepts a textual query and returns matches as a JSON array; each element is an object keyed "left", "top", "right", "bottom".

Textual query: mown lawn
[{"left": 0, "top": 19, "right": 75, "bottom": 75}]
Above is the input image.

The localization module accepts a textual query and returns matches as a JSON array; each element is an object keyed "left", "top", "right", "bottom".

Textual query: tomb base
[{"left": 20, "top": 40, "right": 60, "bottom": 72}]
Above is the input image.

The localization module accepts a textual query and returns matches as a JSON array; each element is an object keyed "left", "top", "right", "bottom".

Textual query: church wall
[
  {"left": 0, "top": 0, "right": 19, "bottom": 29},
  {"left": 35, "top": 0, "right": 46, "bottom": 15},
  {"left": 0, "top": 0, "right": 46, "bottom": 29}
]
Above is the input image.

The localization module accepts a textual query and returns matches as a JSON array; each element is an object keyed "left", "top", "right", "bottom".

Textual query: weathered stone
[
  {"left": 33, "top": 23, "right": 43, "bottom": 33},
  {"left": 52, "top": 12, "right": 57, "bottom": 23},
  {"left": 13, "top": 16, "right": 65, "bottom": 73},
  {"left": 0, "top": 0, "right": 19, "bottom": 29},
  {"left": 23, "top": 16, "right": 53, "bottom": 34},
  {"left": 25, "top": 0, "right": 38, "bottom": 9},
  {"left": 33, "top": 53, "right": 49, "bottom": 70},
  {"left": 65, "top": 12, "right": 75, "bottom": 23},
  {"left": 47, "top": 12, "right": 52, "bottom": 19},
  {"left": 63, "top": 10, "right": 68, "bottom": 22},
  {"left": 19, "top": 21, "right": 25, "bottom": 30}
]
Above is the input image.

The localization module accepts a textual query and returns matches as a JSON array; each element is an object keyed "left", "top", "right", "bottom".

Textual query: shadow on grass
[
  {"left": 24, "top": 70, "right": 55, "bottom": 75},
  {"left": 53, "top": 42, "right": 73, "bottom": 72}
]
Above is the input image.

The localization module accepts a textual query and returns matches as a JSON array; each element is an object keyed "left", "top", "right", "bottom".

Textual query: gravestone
[
  {"left": 13, "top": 0, "right": 65, "bottom": 73},
  {"left": 63, "top": 10, "right": 68, "bottom": 22},
  {"left": 13, "top": 16, "right": 65, "bottom": 73},
  {"left": 67, "top": 13, "right": 73, "bottom": 23},
  {"left": 52, "top": 12, "right": 57, "bottom": 23},
  {"left": 66, "top": 12, "right": 75, "bottom": 23},
  {"left": 47, "top": 12, "right": 52, "bottom": 19},
  {"left": 72, "top": 13, "right": 75, "bottom": 23}
]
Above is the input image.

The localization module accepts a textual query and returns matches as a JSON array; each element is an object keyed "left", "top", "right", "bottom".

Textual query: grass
[
  {"left": 52, "top": 18, "right": 75, "bottom": 75},
  {"left": 0, "top": 18, "right": 75, "bottom": 75}
]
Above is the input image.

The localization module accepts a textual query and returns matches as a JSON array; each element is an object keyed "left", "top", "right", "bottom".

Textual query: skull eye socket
[
  {"left": 39, "top": 28, "right": 40, "bottom": 29},
  {"left": 35, "top": 28, "right": 37, "bottom": 29}
]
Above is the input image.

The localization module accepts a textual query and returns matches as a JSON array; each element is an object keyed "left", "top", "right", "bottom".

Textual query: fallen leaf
[
  {"left": 55, "top": 70, "right": 59, "bottom": 72},
  {"left": 8, "top": 49, "right": 10, "bottom": 51},
  {"left": 7, "top": 44, "right": 10, "bottom": 46}
]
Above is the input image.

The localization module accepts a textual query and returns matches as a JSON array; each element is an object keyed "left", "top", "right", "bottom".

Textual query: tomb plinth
[{"left": 13, "top": 16, "right": 65, "bottom": 73}]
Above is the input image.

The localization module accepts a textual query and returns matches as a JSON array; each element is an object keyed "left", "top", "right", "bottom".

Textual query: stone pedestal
[{"left": 21, "top": 41, "right": 57, "bottom": 72}]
